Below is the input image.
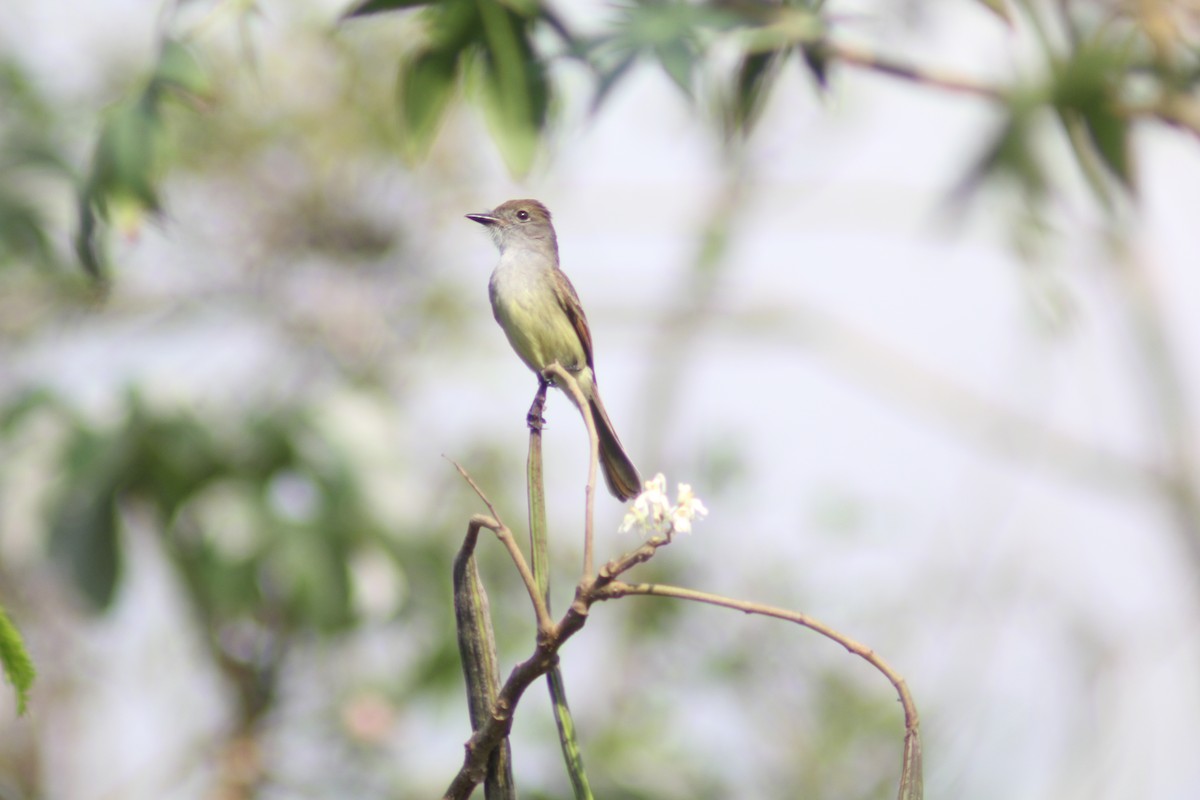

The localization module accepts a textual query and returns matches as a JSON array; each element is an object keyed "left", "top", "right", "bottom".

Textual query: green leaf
[
  {"left": 152, "top": 39, "right": 212, "bottom": 102},
  {"left": 972, "top": 0, "right": 1012, "bottom": 24},
  {"left": 47, "top": 424, "right": 132, "bottom": 611},
  {"left": 397, "top": 46, "right": 461, "bottom": 160},
  {"left": 71, "top": 36, "right": 211, "bottom": 276},
  {"left": 0, "top": 190, "right": 53, "bottom": 268},
  {"left": 1078, "top": 103, "right": 1131, "bottom": 189},
  {"left": 50, "top": 483, "right": 122, "bottom": 610},
  {"left": 270, "top": 522, "right": 355, "bottom": 631},
  {"left": 429, "top": 0, "right": 485, "bottom": 50},
  {"left": 0, "top": 61, "right": 50, "bottom": 125},
  {"left": 476, "top": 0, "right": 548, "bottom": 175},
  {"left": 589, "top": 0, "right": 732, "bottom": 102},
  {"left": 84, "top": 95, "right": 165, "bottom": 227},
  {"left": 955, "top": 97, "right": 1047, "bottom": 202},
  {"left": 1050, "top": 40, "right": 1134, "bottom": 189},
  {"left": 0, "top": 607, "right": 36, "bottom": 716},
  {"left": 590, "top": 53, "right": 637, "bottom": 113},
  {"left": 1053, "top": 106, "right": 1114, "bottom": 212},
  {"left": 123, "top": 409, "right": 225, "bottom": 515},
  {"left": 654, "top": 39, "right": 695, "bottom": 95},
  {"left": 74, "top": 90, "right": 166, "bottom": 276},
  {"left": 342, "top": 0, "right": 432, "bottom": 18},
  {"left": 0, "top": 389, "right": 60, "bottom": 433},
  {"left": 799, "top": 40, "right": 829, "bottom": 90},
  {"left": 74, "top": 196, "right": 105, "bottom": 279},
  {"left": 727, "top": 49, "right": 784, "bottom": 136}
]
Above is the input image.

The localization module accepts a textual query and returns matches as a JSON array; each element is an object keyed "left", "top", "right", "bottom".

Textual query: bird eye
[{"left": 516, "top": 209, "right": 530, "bottom": 221}]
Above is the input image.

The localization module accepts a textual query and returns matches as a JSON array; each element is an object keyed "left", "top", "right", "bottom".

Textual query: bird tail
[{"left": 588, "top": 391, "right": 642, "bottom": 502}]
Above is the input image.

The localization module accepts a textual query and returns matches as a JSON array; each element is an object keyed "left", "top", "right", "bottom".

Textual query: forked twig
[
  {"left": 442, "top": 517, "right": 924, "bottom": 800},
  {"left": 449, "top": 459, "right": 554, "bottom": 633}
]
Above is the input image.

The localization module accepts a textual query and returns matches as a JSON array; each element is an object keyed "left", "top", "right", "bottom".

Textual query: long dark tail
[{"left": 588, "top": 390, "right": 641, "bottom": 502}]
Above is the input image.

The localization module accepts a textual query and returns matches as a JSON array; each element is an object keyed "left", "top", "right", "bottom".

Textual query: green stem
[{"left": 527, "top": 380, "right": 594, "bottom": 800}]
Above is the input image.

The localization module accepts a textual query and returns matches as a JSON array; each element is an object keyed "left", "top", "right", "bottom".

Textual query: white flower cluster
[{"left": 619, "top": 473, "right": 708, "bottom": 537}]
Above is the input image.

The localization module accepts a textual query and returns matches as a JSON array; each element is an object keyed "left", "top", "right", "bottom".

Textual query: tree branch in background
[
  {"left": 827, "top": 39, "right": 1005, "bottom": 100},
  {"left": 825, "top": 38, "right": 1200, "bottom": 140}
]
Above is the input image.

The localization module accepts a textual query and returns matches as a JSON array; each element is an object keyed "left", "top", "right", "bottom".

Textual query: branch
[
  {"left": 1123, "top": 95, "right": 1200, "bottom": 142},
  {"left": 442, "top": 521, "right": 922, "bottom": 799},
  {"left": 526, "top": 375, "right": 595, "bottom": 797},
  {"left": 449, "top": 460, "right": 554, "bottom": 633},
  {"left": 542, "top": 363, "right": 599, "bottom": 580},
  {"left": 827, "top": 39, "right": 1200, "bottom": 141},
  {"left": 828, "top": 39, "right": 1005, "bottom": 100},
  {"left": 442, "top": 590, "right": 593, "bottom": 800},
  {"left": 441, "top": 534, "right": 670, "bottom": 799},
  {"left": 597, "top": 580, "right": 923, "bottom": 800}
]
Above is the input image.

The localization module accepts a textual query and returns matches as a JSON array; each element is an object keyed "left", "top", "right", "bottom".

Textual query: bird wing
[{"left": 553, "top": 268, "right": 595, "bottom": 372}]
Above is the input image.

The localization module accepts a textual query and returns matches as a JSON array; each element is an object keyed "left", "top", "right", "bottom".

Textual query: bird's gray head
[{"left": 466, "top": 199, "right": 558, "bottom": 256}]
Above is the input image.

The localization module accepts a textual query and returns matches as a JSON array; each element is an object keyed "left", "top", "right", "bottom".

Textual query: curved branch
[
  {"left": 827, "top": 39, "right": 1200, "bottom": 141},
  {"left": 598, "top": 580, "right": 923, "bottom": 800},
  {"left": 450, "top": 461, "right": 553, "bottom": 633}
]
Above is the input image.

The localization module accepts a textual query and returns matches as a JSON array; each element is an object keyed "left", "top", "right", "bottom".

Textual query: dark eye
[{"left": 516, "top": 209, "right": 530, "bottom": 221}]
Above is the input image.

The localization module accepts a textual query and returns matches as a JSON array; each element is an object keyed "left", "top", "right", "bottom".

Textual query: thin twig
[
  {"left": 448, "top": 456, "right": 503, "bottom": 523},
  {"left": 450, "top": 460, "right": 554, "bottom": 632},
  {"left": 483, "top": 515, "right": 555, "bottom": 635},
  {"left": 543, "top": 364, "right": 599, "bottom": 580},
  {"left": 828, "top": 39, "right": 1005, "bottom": 100},
  {"left": 827, "top": 37, "right": 1200, "bottom": 142},
  {"left": 598, "top": 580, "right": 922, "bottom": 797},
  {"left": 599, "top": 581, "right": 918, "bottom": 728},
  {"left": 1123, "top": 95, "right": 1200, "bottom": 142}
]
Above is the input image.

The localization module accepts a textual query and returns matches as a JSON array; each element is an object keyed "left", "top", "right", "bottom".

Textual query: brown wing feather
[{"left": 552, "top": 268, "right": 595, "bottom": 372}]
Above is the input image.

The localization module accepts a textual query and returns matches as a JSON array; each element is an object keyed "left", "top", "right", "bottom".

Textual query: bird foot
[{"left": 527, "top": 379, "right": 550, "bottom": 432}]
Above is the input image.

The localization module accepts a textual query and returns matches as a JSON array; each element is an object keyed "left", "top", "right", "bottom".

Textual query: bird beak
[{"left": 466, "top": 212, "right": 499, "bottom": 226}]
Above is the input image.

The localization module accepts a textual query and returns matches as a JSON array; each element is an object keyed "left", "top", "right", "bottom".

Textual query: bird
[{"left": 467, "top": 199, "right": 642, "bottom": 501}]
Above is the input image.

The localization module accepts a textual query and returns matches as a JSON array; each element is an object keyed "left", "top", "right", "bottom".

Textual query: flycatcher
[{"left": 467, "top": 199, "right": 642, "bottom": 501}]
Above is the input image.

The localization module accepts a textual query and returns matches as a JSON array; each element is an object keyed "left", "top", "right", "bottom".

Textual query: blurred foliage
[
  {"left": 76, "top": 38, "right": 211, "bottom": 278},
  {"left": 46, "top": 393, "right": 359, "bottom": 624},
  {"left": 0, "top": 606, "right": 35, "bottom": 716},
  {"left": 0, "top": 61, "right": 77, "bottom": 274},
  {"left": 1, "top": 0, "right": 1191, "bottom": 278},
  {"left": 348, "top": 0, "right": 556, "bottom": 173},
  {"left": 342, "top": 0, "right": 1200, "bottom": 244},
  {"left": 1, "top": 0, "right": 1199, "bottom": 796},
  {"left": 13, "top": 389, "right": 413, "bottom": 719}
]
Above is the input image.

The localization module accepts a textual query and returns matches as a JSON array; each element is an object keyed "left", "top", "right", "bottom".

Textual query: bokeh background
[{"left": 2, "top": 0, "right": 1200, "bottom": 798}]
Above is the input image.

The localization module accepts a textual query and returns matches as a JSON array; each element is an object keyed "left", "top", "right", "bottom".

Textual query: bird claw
[{"left": 527, "top": 378, "right": 550, "bottom": 432}]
